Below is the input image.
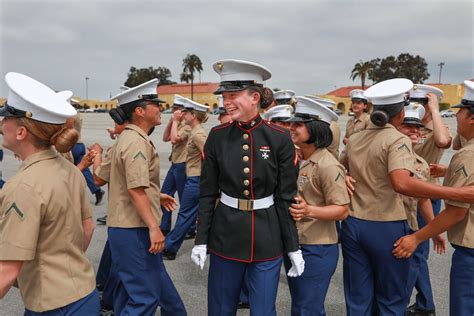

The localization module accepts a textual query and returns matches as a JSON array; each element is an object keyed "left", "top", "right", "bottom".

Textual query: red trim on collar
[
  {"left": 235, "top": 119, "right": 263, "bottom": 132},
  {"left": 239, "top": 113, "right": 260, "bottom": 125}
]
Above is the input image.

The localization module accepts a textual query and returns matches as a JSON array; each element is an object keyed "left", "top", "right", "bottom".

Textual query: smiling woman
[{"left": 192, "top": 59, "right": 303, "bottom": 315}]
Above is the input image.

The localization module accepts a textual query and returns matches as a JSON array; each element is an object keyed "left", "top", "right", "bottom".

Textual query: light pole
[
  {"left": 437, "top": 62, "right": 445, "bottom": 84},
  {"left": 85, "top": 77, "right": 90, "bottom": 100}
]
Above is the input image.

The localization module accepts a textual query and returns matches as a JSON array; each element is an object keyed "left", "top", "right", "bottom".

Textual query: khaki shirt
[
  {"left": 346, "top": 122, "right": 416, "bottom": 221},
  {"left": 327, "top": 121, "right": 341, "bottom": 159},
  {"left": 444, "top": 138, "right": 474, "bottom": 248},
  {"left": 0, "top": 149, "right": 95, "bottom": 312},
  {"left": 297, "top": 149, "right": 350, "bottom": 245},
  {"left": 170, "top": 122, "right": 192, "bottom": 164},
  {"left": 414, "top": 120, "right": 451, "bottom": 184},
  {"left": 74, "top": 112, "right": 83, "bottom": 143},
  {"left": 96, "top": 146, "right": 112, "bottom": 181},
  {"left": 345, "top": 112, "right": 370, "bottom": 139},
  {"left": 59, "top": 150, "right": 74, "bottom": 163},
  {"left": 186, "top": 124, "right": 208, "bottom": 177},
  {"left": 103, "top": 124, "right": 161, "bottom": 228},
  {"left": 402, "top": 154, "right": 429, "bottom": 231}
]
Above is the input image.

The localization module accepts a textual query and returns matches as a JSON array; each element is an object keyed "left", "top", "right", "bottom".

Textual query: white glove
[
  {"left": 191, "top": 245, "right": 207, "bottom": 270},
  {"left": 287, "top": 250, "right": 305, "bottom": 277}
]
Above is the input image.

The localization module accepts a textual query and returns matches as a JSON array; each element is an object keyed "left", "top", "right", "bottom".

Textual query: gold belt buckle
[{"left": 238, "top": 199, "right": 254, "bottom": 211}]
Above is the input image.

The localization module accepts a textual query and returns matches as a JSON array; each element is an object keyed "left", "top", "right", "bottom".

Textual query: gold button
[
  {"left": 242, "top": 144, "right": 249, "bottom": 151},
  {"left": 243, "top": 190, "right": 250, "bottom": 196},
  {"left": 243, "top": 156, "right": 249, "bottom": 162},
  {"left": 243, "top": 134, "right": 249, "bottom": 140},
  {"left": 244, "top": 180, "right": 250, "bottom": 186},
  {"left": 243, "top": 167, "right": 250, "bottom": 174}
]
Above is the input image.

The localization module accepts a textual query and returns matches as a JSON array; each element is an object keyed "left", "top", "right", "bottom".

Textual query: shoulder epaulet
[
  {"left": 212, "top": 121, "right": 233, "bottom": 132},
  {"left": 263, "top": 120, "right": 287, "bottom": 134}
]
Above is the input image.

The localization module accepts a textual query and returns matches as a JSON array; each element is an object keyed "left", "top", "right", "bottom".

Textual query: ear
[
  {"left": 250, "top": 91, "right": 260, "bottom": 105},
  {"left": 134, "top": 106, "right": 145, "bottom": 118},
  {"left": 16, "top": 126, "right": 29, "bottom": 141}
]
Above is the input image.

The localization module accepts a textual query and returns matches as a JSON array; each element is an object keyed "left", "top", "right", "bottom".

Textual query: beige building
[
  {"left": 314, "top": 82, "right": 469, "bottom": 114},
  {"left": 157, "top": 82, "right": 220, "bottom": 111}
]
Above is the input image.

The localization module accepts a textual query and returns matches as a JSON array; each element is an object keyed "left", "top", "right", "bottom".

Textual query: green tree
[
  {"left": 180, "top": 54, "right": 203, "bottom": 100},
  {"left": 124, "top": 66, "right": 175, "bottom": 87},
  {"left": 367, "top": 53, "right": 430, "bottom": 83},
  {"left": 350, "top": 60, "right": 374, "bottom": 89}
]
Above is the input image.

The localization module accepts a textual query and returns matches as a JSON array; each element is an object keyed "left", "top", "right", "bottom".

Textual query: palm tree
[
  {"left": 350, "top": 60, "right": 373, "bottom": 90},
  {"left": 182, "top": 54, "right": 203, "bottom": 100}
]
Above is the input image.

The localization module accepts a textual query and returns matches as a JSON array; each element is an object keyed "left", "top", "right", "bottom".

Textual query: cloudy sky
[{"left": 0, "top": 0, "right": 472, "bottom": 99}]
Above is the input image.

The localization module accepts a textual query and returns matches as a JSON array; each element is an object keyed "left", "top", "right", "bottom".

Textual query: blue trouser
[
  {"left": 108, "top": 227, "right": 186, "bottom": 316},
  {"left": 71, "top": 143, "right": 100, "bottom": 194},
  {"left": 341, "top": 216, "right": 415, "bottom": 316},
  {"left": 450, "top": 245, "right": 474, "bottom": 316},
  {"left": 284, "top": 244, "right": 339, "bottom": 316},
  {"left": 165, "top": 176, "right": 200, "bottom": 254},
  {"left": 160, "top": 163, "right": 187, "bottom": 232},
  {"left": 96, "top": 240, "right": 111, "bottom": 288},
  {"left": 208, "top": 254, "right": 282, "bottom": 316},
  {"left": 24, "top": 289, "right": 99, "bottom": 315},
  {"left": 411, "top": 199, "right": 441, "bottom": 310},
  {"left": 239, "top": 271, "right": 250, "bottom": 304}
]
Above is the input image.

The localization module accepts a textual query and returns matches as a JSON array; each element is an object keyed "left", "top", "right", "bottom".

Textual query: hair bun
[
  {"left": 52, "top": 127, "right": 79, "bottom": 153},
  {"left": 370, "top": 110, "right": 389, "bottom": 127},
  {"left": 260, "top": 87, "right": 274, "bottom": 109}
]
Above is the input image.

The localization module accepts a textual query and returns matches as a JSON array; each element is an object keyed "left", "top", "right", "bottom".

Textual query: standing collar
[
  {"left": 236, "top": 114, "right": 262, "bottom": 130},
  {"left": 125, "top": 123, "right": 151, "bottom": 140}
]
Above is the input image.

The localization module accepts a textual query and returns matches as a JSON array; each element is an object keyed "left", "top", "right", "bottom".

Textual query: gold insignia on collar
[
  {"left": 25, "top": 112, "right": 32, "bottom": 118},
  {"left": 250, "top": 121, "right": 256, "bottom": 127}
]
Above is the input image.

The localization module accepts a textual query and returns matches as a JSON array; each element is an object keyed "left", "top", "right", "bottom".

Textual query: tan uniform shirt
[
  {"left": 414, "top": 120, "right": 451, "bottom": 184},
  {"left": 444, "top": 138, "right": 474, "bottom": 248},
  {"left": 59, "top": 150, "right": 74, "bottom": 163},
  {"left": 297, "top": 149, "right": 350, "bottom": 245},
  {"left": 402, "top": 154, "right": 429, "bottom": 231},
  {"left": 346, "top": 122, "right": 416, "bottom": 221},
  {"left": 74, "top": 112, "right": 83, "bottom": 143},
  {"left": 327, "top": 121, "right": 341, "bottom": 159},
  {"left": 100, "top": 124, "right": 161, "bottom": 228},
  {"left": 0, "top": 149, "right": 95, "bottom": 312},
  {"left": 185, "top": 124, "right": 208, "bottom": 177},
  {"left": 345, "top": 112, "right": 370, "bottom": 139},
  {"left": 170, "top": 122, "right": 192, "bottom": 164}
]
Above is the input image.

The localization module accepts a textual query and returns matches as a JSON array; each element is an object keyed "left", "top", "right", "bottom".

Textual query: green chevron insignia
[
  {"left": 454, "top": 165, "right": 468, "bottom": 178},
  {"left": 397, "top": 143, "right": 411, "bottom": 153},
  {"left": 4, "top": 203, "right": 25, "bottom": 221},
  {"left": 133, "top": 151, "right": 146, "bottom": 160},
  {"left": 335, "top": 172, "right": 344, "bottom": 182}
]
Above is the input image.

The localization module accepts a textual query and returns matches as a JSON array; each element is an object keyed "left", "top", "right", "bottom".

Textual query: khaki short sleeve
[
  {"left": 81, "top": 183, "right": 93, "bottom": 220},
  {"left": 123, "top": 139, "right": 151, "bottom": 189},
  {"left": 178, "top": 125, "right": 191, "bottom": 141},
  {"left": 0, "top": 183, "right": 44, "bottom": 260},
  {"left": 316, "top": 164, "right": 350, "bottom": 206},
  {"left": 193, "top": 131, "right": 207, "bottom": 153},
  {"left": 444, "top": 161, "right": 473, "bottom": 209},
  {"left": 387, "top": 137, "right": 416, "bottom": 174},
  {"left": 96, "top": 149, "right": 112, "bottom": 182}
]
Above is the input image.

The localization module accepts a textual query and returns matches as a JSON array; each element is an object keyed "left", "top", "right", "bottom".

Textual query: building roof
[
  {"left": 325, "top": 85, "right": 368, "bottom": 97},
  {"left": 157, "top": 82, "right": 219, "bottom": 94}
]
